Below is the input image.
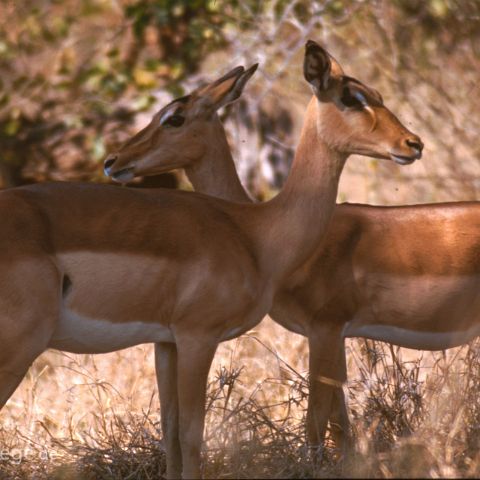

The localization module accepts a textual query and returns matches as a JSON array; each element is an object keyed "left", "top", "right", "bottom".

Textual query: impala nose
[
  {"left": 405, "top": 136, "right": 424, "bottom": 157},
  {"left": 104, "top": 156, "right": 117, "bottom": 176}
]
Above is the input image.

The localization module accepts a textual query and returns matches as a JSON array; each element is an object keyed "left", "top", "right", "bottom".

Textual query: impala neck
[
  {"left": 255, "top": 98, "right": 348, "bottom": 283},
  {"left": 184, "top": 100, "right": 348, "bottom": 286},
  {"left": 185, "top": 117, "right": 252, "bottom": 203}
]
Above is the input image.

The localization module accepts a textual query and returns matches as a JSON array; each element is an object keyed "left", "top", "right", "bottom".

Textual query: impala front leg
[
  {"left": 307, "top": 324, "right": 346, "bottom": 460},
  {"left": 175, "top": 334, "right": 218, "bottom": 479},
  {"left": 155, "top": 342, "right": 182, "bottom": 479},
  {"left": 328, "top": 346, "right": 352, "bottom": 459}
]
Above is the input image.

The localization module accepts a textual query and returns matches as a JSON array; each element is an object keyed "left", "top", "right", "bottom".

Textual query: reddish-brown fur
[{"left": 105, "top": 42, "right": 423, "bottom": 469}]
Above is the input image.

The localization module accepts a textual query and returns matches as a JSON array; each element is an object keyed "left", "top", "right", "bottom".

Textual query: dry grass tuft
[{"left": 1, "top": 319, "right": 480, "bottom": 478}]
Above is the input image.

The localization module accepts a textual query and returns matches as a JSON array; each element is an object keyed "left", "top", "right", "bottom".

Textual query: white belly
[
  {"left": 49, "top": 308, "right": 174, "bottom": 354},
  {"left": 342, "top": 322, "right": 480, "bottom": 351}
]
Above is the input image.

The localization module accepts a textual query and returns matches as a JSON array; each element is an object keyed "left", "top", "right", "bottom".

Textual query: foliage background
[
  {"left": 1, "top": 0, "right": 479, "bottom": 202},
  {"left": 1, "top": 1, "right": 480, "bottom": 478}
]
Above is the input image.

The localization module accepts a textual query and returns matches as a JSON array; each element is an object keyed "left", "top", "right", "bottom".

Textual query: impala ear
[
  {"left": 304, "top": 40, "right": 332, "bottom": 92},
  {"left": 217, "top": 63, "right": 258, "bottom": 108},
  {"left": 304, "top": 40, "right": 345, "bottom": 95},
  {"left": 194, "top": 64, "right": 258, "bottom": 116},
  {"left": 328, "top": 54, "right": 344, "bottom": 77}
]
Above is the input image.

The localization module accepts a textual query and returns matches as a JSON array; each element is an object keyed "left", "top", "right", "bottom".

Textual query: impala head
[
  {"left": 303, "top": 40, "right": 423, "bottom": 164},
  {"left": 104, "top": 64, "right": 258, "bottom": 183}
]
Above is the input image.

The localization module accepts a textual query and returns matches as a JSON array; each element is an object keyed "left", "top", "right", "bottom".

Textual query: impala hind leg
[
  {"left": 307, "top": 326, "right": 346, "bottom": 461},
  {"left": 0, "top": 368, "right": 30, "bottom": 409},
  {"left": 0, "top": 258, "right": 60, "bottom": 410},
  {"left": 155, "top": 342, "right": 182, "bottom": 479},
  {"left": 0, "top": 341, "right": 51, "bottom": 411},
  {"left": 175, "top": 334, "right": 217, "bottom": 479}
]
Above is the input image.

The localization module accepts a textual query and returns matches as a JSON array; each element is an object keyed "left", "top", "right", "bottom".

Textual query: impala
[{"left": 105, "top": 41, "right": 422, "bottom": 471}]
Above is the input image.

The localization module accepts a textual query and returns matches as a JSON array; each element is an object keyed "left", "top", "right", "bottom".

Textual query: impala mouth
[
  {"left": 111, "top": 167, "right": 135, "bottom": 183},
  {"left": 390, "top": 153, "right": 417, "bottom": 165}
]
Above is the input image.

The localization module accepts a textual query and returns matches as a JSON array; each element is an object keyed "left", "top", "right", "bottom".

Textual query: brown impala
[{"left": 105, "top": 40, "right": 422, "bottom": 469}]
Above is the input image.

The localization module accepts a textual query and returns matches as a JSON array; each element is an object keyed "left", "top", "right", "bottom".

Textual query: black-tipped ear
[
  {"left": 194, "top": 64, "right": 258, "bottom": 115},
  {"left": 219, "top": 63, "right": 258, "bottom": 107},
  {"left": 304, "top": 40, "right": 332, "bottom": 92},
  {"left": 208, "top": 66, "right": 245, "bottom": 90}
]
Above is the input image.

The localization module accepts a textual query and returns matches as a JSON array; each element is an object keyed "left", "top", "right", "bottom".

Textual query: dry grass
[{"left": 1, "top": 317, "right": 480, "bottom": 479}]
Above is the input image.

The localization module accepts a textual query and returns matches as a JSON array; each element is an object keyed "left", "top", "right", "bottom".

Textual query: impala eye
[
  {"left": 340, "top": 87, "right": 363, "bottom": 109},
  {"left": 163, "top": 114, "right": 185, "bottom": 127}
]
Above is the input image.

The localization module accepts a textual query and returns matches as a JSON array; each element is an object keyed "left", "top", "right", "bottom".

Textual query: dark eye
[
  {"left": 340, "top": 87, "right": 363, "bottom": 109},
  {"left": 164, "top": 114, "right": 185, "bottom": 127}
]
